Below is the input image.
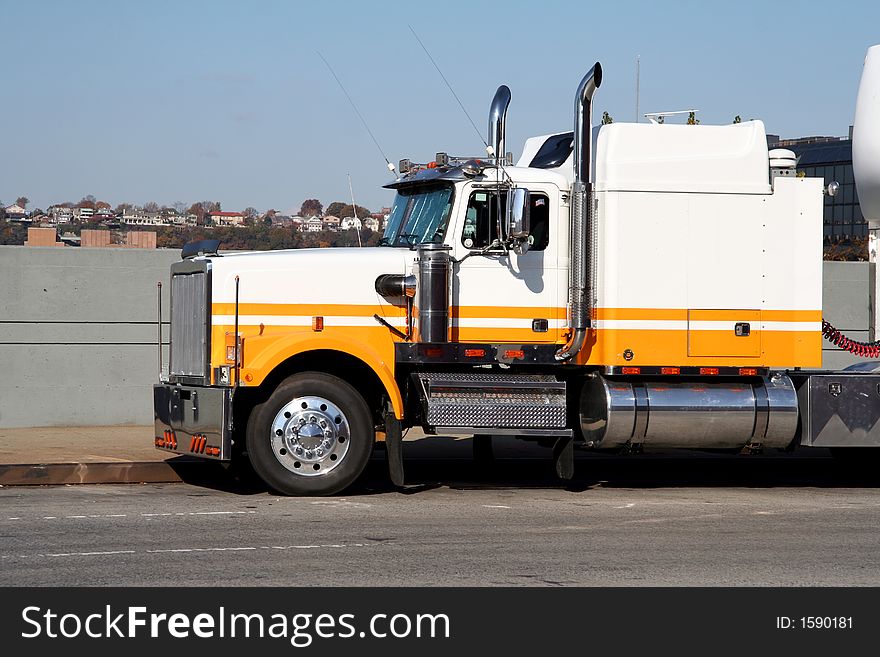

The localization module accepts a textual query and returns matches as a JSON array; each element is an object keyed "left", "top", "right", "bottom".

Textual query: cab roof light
[{"left": 398, "top": 158, "right": 412, "bottom": 174}]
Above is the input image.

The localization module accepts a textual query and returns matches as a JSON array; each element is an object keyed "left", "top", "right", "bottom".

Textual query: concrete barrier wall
[
  {"left": 821, "top": 261, "right": 871, "bottom": 371},
  {"left": 0, "top": 246, "right": 178, "bottom": 428},
  {"left": 0, "top": 245, "right": 873, "bottom": 427}
]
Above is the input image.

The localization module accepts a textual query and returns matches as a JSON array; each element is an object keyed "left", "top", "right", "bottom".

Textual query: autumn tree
[
  {"left": 95, "top": 200, "right": 111, "bottom": 210},
  {"left": 143, "top": 201, "right": 160, "bottom": 212},
  {"left": 326, "top": 201, "right": 369, "bottom": 219},
  {"left": 16, "top": 196, "right": 29, "bottom": 208},
  {"left": 300, "top": 199, "right": 323, "bottom": 217},
  {"left": 188, "top": 201, "right": 221, "bottom": 224},
  {"left": 115, "top": 202, "right": 133, "bottom": 214},
  {"left": 242, "top": 207, "right": 259, "bottom": 220}
]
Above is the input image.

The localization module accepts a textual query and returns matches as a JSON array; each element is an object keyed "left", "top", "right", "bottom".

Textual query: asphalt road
[{"left": 2, "top": 443, "right": 879, "bottom": 587}]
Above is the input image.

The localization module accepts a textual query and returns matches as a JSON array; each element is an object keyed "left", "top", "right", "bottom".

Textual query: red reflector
[
  {"left": 312, "top": 316, "right": 324, "bottom": 331},
  {"left": 700, "top": 367, "right": 720, "bottom": 376},
  {"left": 661, "top": 367, "right": 680, "bottom": 375},
  {"left": 504, "top": 350, "right": 524, "bottom": 359},
  {"left": 739, "top": 367, "right": 758, "bottom": 376},
  {"left": 621, "top": 367, "right": 641, "bottom": 375},
  {"left": 426, "top": 347, "right": 443, "bottom": 358},
  {"left": 464, "top": 349, "right": 486, "bottom": 357}
]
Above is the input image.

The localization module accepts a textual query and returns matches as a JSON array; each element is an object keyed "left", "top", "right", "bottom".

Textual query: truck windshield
[{"left": 379, "top": 185, "right": 454, "bottom": 247}]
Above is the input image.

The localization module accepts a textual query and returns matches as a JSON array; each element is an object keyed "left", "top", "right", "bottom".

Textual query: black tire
[{"left": 246, "top": 372, "right": 374, "bottom": 496}]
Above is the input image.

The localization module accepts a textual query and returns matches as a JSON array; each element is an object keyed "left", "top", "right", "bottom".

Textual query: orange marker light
[
  {"left": 426, "top": 347, "right": 443, "bottom": 358},
  {"left": 700, "top": 367, "right": 720, "bottom": 376},
  {"left": 622, "top": 367, "right": 641, "bottom": 375},
  {"left": 504, "top": 350, "right": 525, "bottom": 359},
  {"left": 464, "top": 349, "right": 486, "bottom": 357},
  {"left": 661, "top": 367, "right": 681, "bottom": 375},
  {"left": 739, "top": 368, "right": 758, "bottom": 376}
]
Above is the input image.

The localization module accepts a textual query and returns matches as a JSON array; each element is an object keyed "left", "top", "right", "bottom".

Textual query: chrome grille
[{"left": 170, "top": 271, "right": 208, "bottom": 379}]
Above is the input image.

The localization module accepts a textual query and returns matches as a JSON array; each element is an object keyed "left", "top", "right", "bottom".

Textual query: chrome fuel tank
[{"left": 580, "top": 374, "right": 798, "bottom": 450}]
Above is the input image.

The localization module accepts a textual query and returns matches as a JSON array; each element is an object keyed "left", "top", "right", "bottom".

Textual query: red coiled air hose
[{"left": 822, "top": 319, "right": 880, "bottom": 358}]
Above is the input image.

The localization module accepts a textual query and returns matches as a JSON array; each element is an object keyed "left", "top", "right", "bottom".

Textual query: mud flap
[
  {"left": 385, "top": 411, "right": 405, "bottom": 487},
  {"left": 553, "top": 434, "right": 574, "bottom": 480}
]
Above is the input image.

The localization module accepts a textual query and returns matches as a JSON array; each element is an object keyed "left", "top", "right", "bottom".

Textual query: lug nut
[{"left": 320, "top": 420, "right": 327, "bottom": 428}]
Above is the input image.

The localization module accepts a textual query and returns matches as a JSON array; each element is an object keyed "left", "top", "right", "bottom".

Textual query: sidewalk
[{"left": 0, "top": 425, "right": 200, "bottom": 486}]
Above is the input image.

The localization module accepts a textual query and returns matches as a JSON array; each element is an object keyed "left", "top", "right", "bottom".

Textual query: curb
[{"left": 0, "top": 459, "right": 210, "bottom": 486}]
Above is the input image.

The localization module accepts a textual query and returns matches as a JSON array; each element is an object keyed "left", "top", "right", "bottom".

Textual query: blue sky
[{"left": 2, "top": 0, "right": 879, "bottom": 214}]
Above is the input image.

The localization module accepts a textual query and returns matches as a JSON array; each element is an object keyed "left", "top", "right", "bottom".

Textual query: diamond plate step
[{"left": 416, "top": 372, "right": 567, "bottom": 429}]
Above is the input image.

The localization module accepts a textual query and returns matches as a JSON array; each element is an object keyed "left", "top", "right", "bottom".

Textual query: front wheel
[{"left": 246, "top": 372, "right": 374, "bottom": 495}]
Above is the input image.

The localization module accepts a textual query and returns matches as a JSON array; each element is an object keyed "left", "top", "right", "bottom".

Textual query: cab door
[{"left": 449, "top": 183, "right": 563, "bottom": 344}]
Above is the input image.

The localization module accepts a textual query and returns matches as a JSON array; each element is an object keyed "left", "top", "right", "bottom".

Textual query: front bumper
[{"left": 153, "top": 384, "right": 233, "bottom": 460}]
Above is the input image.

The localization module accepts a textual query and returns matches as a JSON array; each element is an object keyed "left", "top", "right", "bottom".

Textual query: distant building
[
  {"left": 120, "top": 207, "right": 164, "bottom": 226},
  {"left": 768, "top": 131, "right": 863, "bottom": 239},
  {"left": 75, "top": 207, "right": 95, "bottom": 221},
  {"left": 173, "top": 213, "right": 198, "bottom": 226},
  {"left": 48, "top": 206, "right": 73, "bottom": 224},
  {"left": 4, "top": 204, "right": 28, "bottom": 221},
  {"left": 340, "top": 216, "right": 361, "bottom": 231},
  {"left": 363, "top": 217, "right": 379, "bottom": 232},
  {"left": 24, "top": 227, "right": 63, "bottom": 246},
  {"left": 322, "top": 215, "right": 341, "bottom": 231},
  {"left": 290, "top": 216, "right": 304, "bottom": 231},
  {"left": 305, "top": 217, "right": 324, "bottom": 232},
  {"left": 209, "top": 211, "right": 245, "bottom": 227}
]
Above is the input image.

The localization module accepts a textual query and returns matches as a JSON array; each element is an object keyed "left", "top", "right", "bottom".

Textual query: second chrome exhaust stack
[
  {"left": 488, "top": 85, "right": 512, "bottom": 164},
  {"left": 556, "top": 62, "right": 602, "bottom": 362}
]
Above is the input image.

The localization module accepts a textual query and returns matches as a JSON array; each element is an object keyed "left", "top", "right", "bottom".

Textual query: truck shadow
[{"left": 171, "top": 436, "right": 880, "bottom": 495}]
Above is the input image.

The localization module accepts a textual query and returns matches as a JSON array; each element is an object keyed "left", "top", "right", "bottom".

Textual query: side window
[
  {"left": 462, "top": 191, "right": 502, "bottom": 249},
  {"left": 528, "top": 194, "right": 549, "bottom": 251},
  {"left": 461, "top": 190, "right": 549, "bottom": 251}
]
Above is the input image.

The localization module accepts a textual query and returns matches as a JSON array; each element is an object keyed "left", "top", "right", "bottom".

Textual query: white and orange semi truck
[{"left": 154, "top": 46, "right": 880, "bottom": 495}]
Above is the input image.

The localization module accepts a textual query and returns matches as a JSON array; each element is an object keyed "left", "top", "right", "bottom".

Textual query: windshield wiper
[
  {"left": 396, "top": 233, "right": 419, "bottom": 248},
  {"left": 377, "top": 236, "right": 392, "bottom": 246}
]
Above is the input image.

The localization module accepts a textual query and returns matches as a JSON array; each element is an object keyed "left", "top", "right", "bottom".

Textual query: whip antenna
[
  {"left": 317, "top": 51, "right": 396, "bottom": 176},
  {"left": 408, "top": 25, "right": 488, "bottom": 150}
]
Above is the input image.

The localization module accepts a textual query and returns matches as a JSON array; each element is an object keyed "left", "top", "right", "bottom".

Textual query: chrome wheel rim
[{"left": 270, "top": 396, "right": 350, "bottom": 477}]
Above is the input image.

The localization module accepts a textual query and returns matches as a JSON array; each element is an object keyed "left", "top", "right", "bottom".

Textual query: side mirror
[{"left": 505, "top": 187, "right": 530, "bottom": 254}]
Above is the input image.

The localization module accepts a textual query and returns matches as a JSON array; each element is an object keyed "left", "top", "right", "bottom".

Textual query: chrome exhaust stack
[
  {"left": 556, "top": 62, "right": 602, "bottom": 361},
  {"left": 488, "top": 85, "right": 511, "bottom": 164}
]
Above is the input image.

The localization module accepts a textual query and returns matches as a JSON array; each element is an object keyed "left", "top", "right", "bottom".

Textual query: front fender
[{"left": 237, "top": 328, "right": 403, "bottom": 419}]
